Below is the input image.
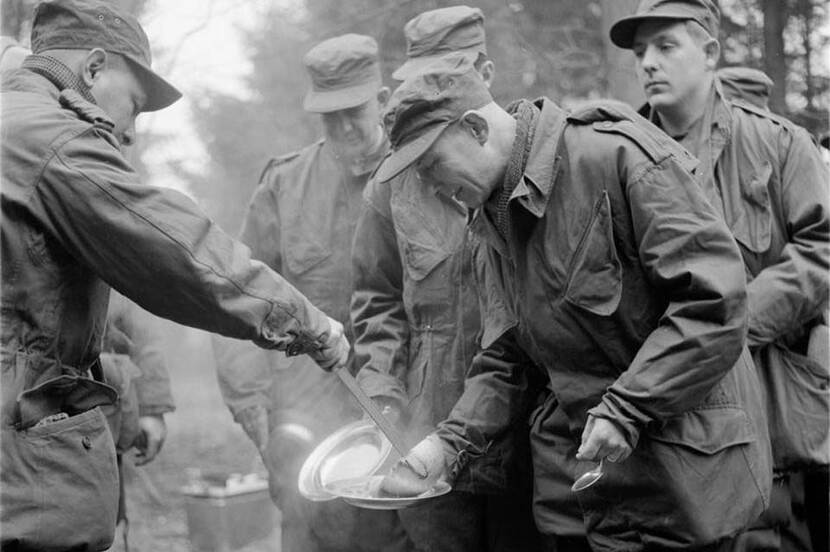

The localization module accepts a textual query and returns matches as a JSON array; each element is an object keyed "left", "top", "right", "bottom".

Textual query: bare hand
[
  {"left": 576, "top": 415, "right": 632, "bottom": 464},
  {"left": 313, "top": 317, "right": 350, "bottom": 371},
  {"left": 381, "top": 434, "right": 447, "bottom": 497},
  {"left": 134, "top": 415, "right": 167, "bottom": 466}
]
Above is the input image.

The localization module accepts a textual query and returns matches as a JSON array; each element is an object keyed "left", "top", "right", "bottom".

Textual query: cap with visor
[
  {"left": 609, "top": 0, "right": 720, "bottom": 49},
  {"left": 31, "top": 0, "right": 181, "bottom": 111},
  {"left": 302, "top": 34, "right": 382, "bottom": 113},
  {"left": 392, "top": 5, "right": 486, "bottom": 81},
  {"left": 376, "top": 54, "right": 491, "bottom": 183}
]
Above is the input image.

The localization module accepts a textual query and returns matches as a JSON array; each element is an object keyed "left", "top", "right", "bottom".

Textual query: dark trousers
[{"left": 397, "top": 489, "right": 541, "bottom": 552}]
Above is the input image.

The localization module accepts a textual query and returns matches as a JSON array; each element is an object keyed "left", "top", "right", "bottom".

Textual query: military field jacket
[
  {"left": 352, "top": 169, "right": 537, "bottom": 493},
  {"left": 0, "top": 69, "right": 331, "bottom": 426},
  {"left": 436, "top": 98, "right": 772, "bottom": 548},
  {"left": 644, "top": 85, "right": 830, "bottom": 469},
  {"left": 214, "top": 139, "right": 380, "bottom": 435}
]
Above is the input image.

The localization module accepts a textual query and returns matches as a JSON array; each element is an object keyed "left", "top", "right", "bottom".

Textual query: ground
[{"left": 106, "top": 324, "right": 281, "bottom": 552}]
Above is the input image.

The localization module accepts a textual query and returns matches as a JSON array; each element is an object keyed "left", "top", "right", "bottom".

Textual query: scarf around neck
[
  {"left": 485, "top": 99, "right": 539, "bottom": 241},
  {"left": 22, "top": 54, "right": 97, "bottom": 105}
]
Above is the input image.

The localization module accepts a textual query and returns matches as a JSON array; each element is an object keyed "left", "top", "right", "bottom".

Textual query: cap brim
[
  {"left": 124, "top": 56, "right": 182, "bottom": 112},
  {"left": 374, "top": 123, "right": 450, "bottom": 183},
  {"left": 609, "top": 14, "right": 693, "bottom": 49},
  {"left": 303, "top": 79, "right": 381, "bottom": 113},
  {"left": 392, "top": 49, "right": 479, "bottom": 81}
]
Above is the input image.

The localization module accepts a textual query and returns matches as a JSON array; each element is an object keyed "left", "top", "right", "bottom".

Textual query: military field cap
[
  {"left": 610, "top": 0, "right": 720, "bottom": 49},
  {"left": 392, "top": 5, "right": 486, "bottom": 81},
  {"left": 376, "top": 53, "right": 492, "bottom": 183},
  {"left": 717, "top": 66, "right": 773, "bottom": 109},
  {"left": 30, "top": 0, "right": 181, "bottom": 111},
  {"left": 303, "top": 33, "right": 382, "bottom": 113}
]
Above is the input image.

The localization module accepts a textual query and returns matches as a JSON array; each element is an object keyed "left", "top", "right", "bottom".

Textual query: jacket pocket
[
  {"left": 730, "top": 162, "right": 772, "bottom": 254},
  {"left": 756, "top": 343, "right": 830, "bottom": 467},
  {"left": 563, "top": 191, "right": 622, "bottom": 316},
  {"left": 283, "top": 236, "right": 332, "bottom": 275},
  {"left": 391, "top": 182, "right": 458, "bottom": 282},
  {"left": 1, "top": 407, "right": 119, "bottom": 551},
  {"left": 637, "top": 405, "right": 768, "bottom": 545},
  {"left": 648, "top": 405, "right": 755, "bottom": 454}
]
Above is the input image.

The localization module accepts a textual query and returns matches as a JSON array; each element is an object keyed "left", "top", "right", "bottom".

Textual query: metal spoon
[{"left": 571, "top": 458, "right": 604, "bottom": 492}]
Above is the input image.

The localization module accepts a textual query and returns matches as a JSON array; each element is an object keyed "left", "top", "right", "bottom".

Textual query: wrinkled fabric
[
  {"left": 1, "top": 68, "right": 333, "bottom": 551},
  {"left": 436, "top": 98, "right": 772, "bottom": 549},
  {"left": 213, "top": 139, "right": 370, "bottom": 438},
  {"left": 352, "top": 168, "right": 537, "bottom": 495},
  {"left": 643, "top": 84, "right": 830, "bottom": 470},
  {"left": 1, "top": 68, "right": 333, "bottom": 405},
  {"left": 352, "top": 167, "right": 541, "bottom": 550},
  {"left": 212, "top": 138, "right": 412, "bottom": 552}
]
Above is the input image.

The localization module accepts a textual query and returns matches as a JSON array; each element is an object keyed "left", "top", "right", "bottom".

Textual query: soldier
[
  {"left": 351, "top": 6, "right": 541, "bottom": 551},
  {"left": 716, "top": 66, "right": 773, "bottom": 110},
  {"left": 0, "top": 1, "right": 347, "bottom": 549},
  {"left": 211, "top": 34, "right": 412, "bottom": 552},
  {"left": 377, "top": 55, "right": 772, "bottom": 551},
  {"left": 610, "top": 2, "right": 829, "bottom": 550}
]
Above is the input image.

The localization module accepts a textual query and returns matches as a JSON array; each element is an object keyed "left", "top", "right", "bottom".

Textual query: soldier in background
[
  {"left": 100, "top": 291, "right": 175, "bottom": 549},
  {"left": 610, "top": 1, "right": 829, "bottom": 550},
  {"left": 212, "top": 34, "right": 412, "bottom": 552},
  {"left": 716, "top": 66, "right": 773, "bottom": 110}
]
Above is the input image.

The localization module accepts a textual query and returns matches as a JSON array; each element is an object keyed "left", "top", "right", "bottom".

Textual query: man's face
[
  {"left": 321, "top": 98, "right": 382, "bottom": 160},
  {"left": 632, "top": 20, "right": 711, "bottom": 112},
  {"left": 90, "top": 54, "right": 147, "bottom": 147},
  {"left": 415, "top": 124, "right": 496, "bottom": 209}
]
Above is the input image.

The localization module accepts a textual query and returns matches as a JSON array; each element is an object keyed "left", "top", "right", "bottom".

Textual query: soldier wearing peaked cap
[
  {"left": 211, "top": 33, "right": 414, "bottom": 552},
  {"left": 351, "top": 6, "right": 543, "bottom": 551},
  {"left": 377, "top": 54, "right": 773, "bottom": 551},
  {"left": 0, "top": 1, "right": 349, "bottom": 549},
  {"left": 611, "top": 2, "right": 830, "bottom": 550}
]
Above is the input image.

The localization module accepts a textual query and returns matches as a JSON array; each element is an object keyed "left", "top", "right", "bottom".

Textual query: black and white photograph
[{"left": 1, "top": 0, "right": 828, "bottom": 551}]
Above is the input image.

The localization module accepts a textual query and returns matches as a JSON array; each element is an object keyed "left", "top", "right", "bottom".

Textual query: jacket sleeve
[
  {"left": 746, "top": 127, "right": 830, "bottom": 347},
  {"left": 589, "top": 152, "right": 749, "bottom": 446},
  {"left": 351, "top": 189, "right": 410, "bottom": 408},
  {"left": 34, "top": 128, "right": 332, "bottom": 355},
  {"left": 110, "top": 293, "right": 175, "bottom": 417},
  {"left": 213, "top": 168, "right": 286, "bottom": 418},
  {"left": 435, "top": 327, "right": 536, "bottom": 478}
]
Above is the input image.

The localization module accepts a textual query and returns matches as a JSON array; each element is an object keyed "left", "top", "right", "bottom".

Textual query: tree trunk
[
  {"left": 601, "top": 0, "right": 644, "bottom": 108},
  {"left": 762, "top": 0, "right": 788, "bottom": 114}
]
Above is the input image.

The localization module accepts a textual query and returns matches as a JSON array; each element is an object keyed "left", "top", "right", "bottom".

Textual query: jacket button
[{"left": 82, "top": 436, "right": 92, "bottom": 450}]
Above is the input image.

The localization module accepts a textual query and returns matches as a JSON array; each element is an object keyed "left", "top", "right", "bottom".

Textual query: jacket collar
[
  {"left": 639, "top": 79, "right": 733, "bottom": 157},
  {"left": 469, "top": 98, "right": 569, "bottom": 257},
  {"left": 509, "top": 98, "right": 568, "bottom": 218}
]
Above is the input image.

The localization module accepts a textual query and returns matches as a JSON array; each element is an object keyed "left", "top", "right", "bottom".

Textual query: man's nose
[
  {"left": 340, "top": 116, "right": 355, "bottom": 134},
  {"left": 640, "top": 46, "right": 658, "bottom": 74}
]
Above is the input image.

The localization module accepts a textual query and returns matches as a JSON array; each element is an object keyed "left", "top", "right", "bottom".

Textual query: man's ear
[
  {"left": 82, "top": 48, "right": 108, "bottom": 87},
  {"left": 459, "top": 110, "right": 489, "bottom": 145},
  {"left": 478, "top": 60, "right": 495, "bottom": 89},
  {"left": 703, "top": 38, "right": 720, "bottom": 70},
  {"left": 376, "top": 86, "right": 391, "bottom": 109}
]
